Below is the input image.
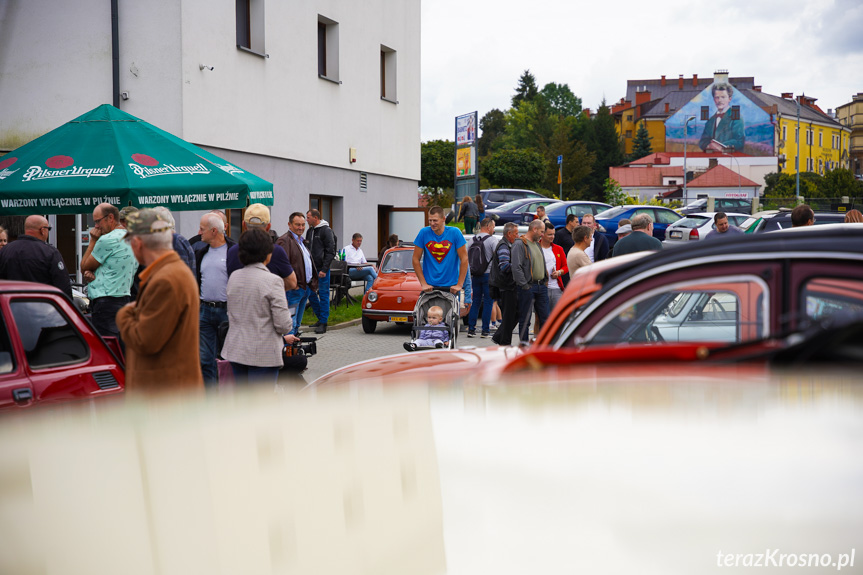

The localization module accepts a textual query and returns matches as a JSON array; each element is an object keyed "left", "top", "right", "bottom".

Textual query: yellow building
[
  {"left": 769, "top": 94, "right": 850, "bottom": 175},
  {"left": 836, "top": 93, "right": 863, "bottom": 177}
]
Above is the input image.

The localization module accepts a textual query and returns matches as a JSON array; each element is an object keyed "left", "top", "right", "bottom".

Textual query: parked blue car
[
  {"left": 595, "top": 205, "right": 683, "bottom": 247},
  {"left": 544, "top": 201, "right": 612, "bottom": 228},
  {"left": 485, "top": 197, "right": 560, "bottom": 224}
]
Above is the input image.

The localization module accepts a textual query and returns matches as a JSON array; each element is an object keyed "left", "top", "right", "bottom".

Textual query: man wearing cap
[
  {"left": 81, "top": 203, "right": 138, "bottom": 340},
  {"left": 611, "top": 213, "right": 663, "bottom": 256},
  {"left": 117, "top": 209, "right": 203, "bottom": 393},
  {"left": 195, "top": 212, "right": 237, "bottom": 387},
  {"left": 226, "top": 204, "right": 296, "bottom": 290},
  {"left": 305, "top": 209, "right": 336, "bottom": 334},
  {"left": 0, "top": 215, "right": 73, "bottom": 298}
]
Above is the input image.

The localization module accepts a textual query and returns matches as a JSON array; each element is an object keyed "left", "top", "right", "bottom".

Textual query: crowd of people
[{"left": 0, "top": 203, "right": 375, "bottom": 392}]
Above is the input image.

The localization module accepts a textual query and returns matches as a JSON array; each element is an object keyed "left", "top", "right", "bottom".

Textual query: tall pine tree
[
  {"left": 629, "top": 121, "right": 653, "bottom": 162},
  {"left": 584, "top": 100, "right": 624, "bottom": 201},
  {"left": 511, "top": 70, "right": 539, "bottom": 109}
]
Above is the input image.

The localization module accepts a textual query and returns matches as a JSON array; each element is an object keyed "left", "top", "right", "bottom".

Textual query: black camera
[{"left": 286, "top": 336, "right": 317, "bottom": 357}]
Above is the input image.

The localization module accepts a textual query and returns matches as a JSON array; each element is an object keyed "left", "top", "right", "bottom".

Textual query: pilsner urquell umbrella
[{"left": 0, "top": 104, "right": 274, "bottom": 215}]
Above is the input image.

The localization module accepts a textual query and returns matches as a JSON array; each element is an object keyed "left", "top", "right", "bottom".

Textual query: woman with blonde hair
[
  {"left": 0, "top": 226, "right": 8, "bottom": 250},
  {"left": 844, "top": 209, "right": 863, "bottom": 223}
]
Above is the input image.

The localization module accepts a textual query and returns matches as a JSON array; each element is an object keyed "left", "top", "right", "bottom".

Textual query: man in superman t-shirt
[{"left": 412, "top": 206, "right": 468, "bottom": 295}]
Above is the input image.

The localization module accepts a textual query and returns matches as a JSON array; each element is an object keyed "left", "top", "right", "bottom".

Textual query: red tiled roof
[
  {"left": 609, "top": 166, "right": 684, "bottom": 187},
  {"left": 687, "top": 164, "right": 759, "bottom": 188},
  {"left": 629, "top": 151, "right": 749, "bottom": 165}
]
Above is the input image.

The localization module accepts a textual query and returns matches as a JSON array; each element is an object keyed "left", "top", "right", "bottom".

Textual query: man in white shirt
[{"left": 344, "top": 233, "right": 377, "bottom": 293}]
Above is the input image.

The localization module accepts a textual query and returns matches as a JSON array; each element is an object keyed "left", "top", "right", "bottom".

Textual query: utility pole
[
  {"left": 796, "top": 97, "right": 801, "bottom": 196},
  {"left": 557, "top": 155, "right": 563, "bottom": 199}
]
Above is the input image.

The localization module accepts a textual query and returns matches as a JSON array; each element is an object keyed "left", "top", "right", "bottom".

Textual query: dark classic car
[
  {"left": 0, "top": 280, "right": 125, "bottom": 409},
  {"left": 314, "top": 225, "right": 863, "bottom": 386}
]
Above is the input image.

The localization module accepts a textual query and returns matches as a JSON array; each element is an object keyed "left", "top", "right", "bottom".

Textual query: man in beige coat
[{"left": 116, "top": 209, "right": 204, "bottom": 394}]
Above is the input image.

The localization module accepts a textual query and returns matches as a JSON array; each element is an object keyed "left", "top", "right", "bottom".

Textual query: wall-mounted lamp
[
  {"left": 120, "top": 91, "right": 130, "bottom": 100},
  {"left": 199, "top": 64, "right": 214, "bottom": 71}
]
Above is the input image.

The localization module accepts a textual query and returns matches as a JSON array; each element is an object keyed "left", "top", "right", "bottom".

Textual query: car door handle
[{"left": 12, "top": 388, "right": 33, "bottom": 403}]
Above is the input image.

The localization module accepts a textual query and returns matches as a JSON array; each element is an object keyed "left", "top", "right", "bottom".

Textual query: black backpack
[{"left": 468, "top": 234, "right": 491, "bottom": 276}]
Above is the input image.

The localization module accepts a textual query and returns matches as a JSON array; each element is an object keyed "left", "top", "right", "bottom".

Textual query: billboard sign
[
  {"left": 456, "top": 113, "right": 477, "bottom": 146},
  {"left": 665, "top": 83, "right": 774, "bottom": 156},
  {"left": 456, "top": 147, "right": 475, "bottom": 177}
]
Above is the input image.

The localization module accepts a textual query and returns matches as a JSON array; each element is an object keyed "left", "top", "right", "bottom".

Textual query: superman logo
[{"left": 425, "top": 240, "right": 453, "bottom": 263}]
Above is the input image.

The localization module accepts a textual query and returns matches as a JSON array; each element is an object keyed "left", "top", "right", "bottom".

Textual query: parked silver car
[{"left": 663, "top": 212, "right": 749, "bottom": 246}]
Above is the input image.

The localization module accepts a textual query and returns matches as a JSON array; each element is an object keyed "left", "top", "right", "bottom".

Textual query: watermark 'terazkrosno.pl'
[{"left": 717, "top": 549, "right": 855, "bottom": 570}]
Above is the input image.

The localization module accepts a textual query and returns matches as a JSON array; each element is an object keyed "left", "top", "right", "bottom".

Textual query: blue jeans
[
  {"left": 199, "top": 304, "right": 228, "bottom": 387},
  {"left": 349, "top": 266, "right": 378, "bottom": 292},
  {"left": 468, "top": 273, "right": 493, "bottom": 332},
  {"left": 230, "top": 363, "right": 280, "bottom": 385},
  {"left": 286, "top": 286, "right": 311, "bottom": 336},
  {"left": 517, "top": 283, "right": 549, "bottom": 345},
  {"left": 307, "top": 270, "right": 330, "bottom": 323}
]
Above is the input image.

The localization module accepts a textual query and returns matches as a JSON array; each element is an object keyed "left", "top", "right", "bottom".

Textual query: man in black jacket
[
  {"left": 305, "top": 209, "right": 336, "bottom": 334},
  {"left": 0, "top": 215, "right": 73, "bottom": 298},
  {"left": 489, "top": 222, "right": 519, "bottom": 346}
]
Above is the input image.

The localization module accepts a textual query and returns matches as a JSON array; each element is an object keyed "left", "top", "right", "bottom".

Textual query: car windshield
[
  {"left": 544, "top": 202, "right": 569, "bottom": 214},
  {"left": 381, "top": 250, "right": 415, "bottom": 272},
  {"left": 596, "top": 206, "right": 629, "bottom": 219},
  {"left": 685, "top": 199, "right": 707, "bottom": 209},
  {"left": 672, "top": 216, "right": 711, "bottom": 229}
]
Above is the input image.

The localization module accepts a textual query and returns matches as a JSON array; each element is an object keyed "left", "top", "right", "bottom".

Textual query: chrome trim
[
  {"left": 552, "top": 250, "right": 863, "bottom": 349},
  {"left": 362, "top": 309, "right": 414, "bottom": 317}
]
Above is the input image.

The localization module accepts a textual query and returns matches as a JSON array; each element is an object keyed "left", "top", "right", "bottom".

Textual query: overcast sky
[{"left": 420, "top": 0, "right": 863, "bottom": 142}]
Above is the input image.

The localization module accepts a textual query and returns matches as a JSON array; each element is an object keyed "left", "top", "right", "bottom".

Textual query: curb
[{"left": 301, "top": 318, "right": 362, "bottom": 333}]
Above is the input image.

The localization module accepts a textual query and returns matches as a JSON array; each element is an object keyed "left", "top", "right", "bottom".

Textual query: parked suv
[{"left": 680, "top": 198, "right": 753, "bottom": 215}]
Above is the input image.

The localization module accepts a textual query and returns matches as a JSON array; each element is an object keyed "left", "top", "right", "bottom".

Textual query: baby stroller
[{"left": 405, "top": 289, "right": 461, "bottom": 351}]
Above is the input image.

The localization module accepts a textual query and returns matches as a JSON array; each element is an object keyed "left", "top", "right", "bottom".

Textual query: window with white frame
[
  {"left": 818, "top": 131, "right": 823, "bottom": 147},
  {"left": 318, "top": 15, "right": 340, "bottom": 83},
  {"left": 380, "top": 45, "right": 397, "bottom": 103},
  {"left": 236, "top": 0, "right": 266, "bottom": 56},
  {"left": 782, "top": 125, "right": 787, "bottom": 141}
]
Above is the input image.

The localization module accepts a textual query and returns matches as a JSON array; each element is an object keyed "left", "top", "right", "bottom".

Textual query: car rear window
[
  {"left": 10, "top": 300, "right": 89, "bottom": 369},
  {"left": 672, "top": 216, "right": 710, "bottom": 229},
  {"left": 596, "top": 206, "right": 628, "bottom": 219}
]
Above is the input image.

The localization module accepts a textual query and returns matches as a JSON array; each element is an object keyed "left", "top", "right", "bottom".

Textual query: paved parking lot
[{"left": 300, "top": 318, "right": 502, "bottom": 384}]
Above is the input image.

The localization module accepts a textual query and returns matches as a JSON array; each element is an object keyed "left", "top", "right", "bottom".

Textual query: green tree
[
  {"left": 763, "top": 171, "right": 818, "bottom": 198},
  {"left": 584, "top": 99, "right": 625, "bottom": 201},
  {"left": 481, "top": 148, "right": 547, "bottom": 189},
  {"left": 629, "top": 121, "right": 653, "bottom": 162},
  {"left": 821, "top": 168, "right": 862, "bottom": 197},
  {"left": 420, "top": 139, "right": 455, "bottom": 207},
  {"left": 478, "top": 108, "right": 506, "bottom": 157},
  {"left": 539, "top": 119, "right": 594, "bottom": 199},
  {"left": 511, "top": 69, "right": 539, "bottom": 109},
  {"left": 502, "top": 98, "right": 554, "bottom": 151},
  {"left": 539, "top": 82, "right": 582, "bottom": 118},
  {"left": 603, "top": 178, "right": 627, "bottom": 206}
]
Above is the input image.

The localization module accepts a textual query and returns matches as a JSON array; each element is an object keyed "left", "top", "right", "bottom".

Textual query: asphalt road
[{"left": 300, "top": 318, "right": 502, "bottom": 384}]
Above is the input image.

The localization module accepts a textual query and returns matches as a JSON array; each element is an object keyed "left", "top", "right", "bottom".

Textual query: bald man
[{"left": 0, "top": 215, "right": 73, "bottom": 298}]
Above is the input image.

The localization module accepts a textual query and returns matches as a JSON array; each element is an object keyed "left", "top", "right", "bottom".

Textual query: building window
[
  {"left": 795, "top": 127, "right": 799, "bottom": 143},
  {"left": 625, "top": 130, "right": 632, "bottom": 138},
  {"left": 819, "top": 159, "right": 823, "bottom": 174},
  {"left": 380, "top": 45, "right": 397, "bottom": 103},
  {"left": 318, "top": 15, "right": 340, "bottom": 82},
  {"left": 782, "top": 126, "right": 787, "bottom": 141},
  {"left": 309, "top": 195, "right": 334, "bottom": 225},
  {"left": 236, "top": 0, "right": 266, "bottom": 56},
  {"left": 818, "top": 131, "right": 823, "bottom": 147},
  {"left": 626, "top": 114, "right": 633, "bottom": 122},
  {"left": 701, "top": 106, "right": 709, "bottom": 121},
  {"left": 730, "top": 106, "right": 740, "bottom": 120}
]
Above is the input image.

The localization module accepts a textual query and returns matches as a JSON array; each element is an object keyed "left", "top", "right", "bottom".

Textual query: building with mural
[{"left": 613, "top": 71, "right": 850, "bottom": 177}]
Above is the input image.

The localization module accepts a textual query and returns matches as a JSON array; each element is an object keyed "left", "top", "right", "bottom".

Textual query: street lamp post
[
  {"left": 724, "top": 151, "right": 742, "bottom": 196},
  {"left": 683, "top": 116, "right": 696, "bottom": 206}
]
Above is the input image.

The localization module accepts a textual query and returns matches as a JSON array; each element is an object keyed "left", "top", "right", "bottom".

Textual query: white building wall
[{"left": 0, "top": 0, "right": 420, "bottom": 253}]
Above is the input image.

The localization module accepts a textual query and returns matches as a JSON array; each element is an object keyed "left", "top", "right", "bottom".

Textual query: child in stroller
[{"left": 403, "top": 290, "right": 460, "bottom": 352}]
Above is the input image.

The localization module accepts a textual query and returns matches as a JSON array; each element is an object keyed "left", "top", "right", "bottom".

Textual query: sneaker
[
  {"left": 310, "top": 321, "right": 322, "bottom": 328},
  {"left": 467, "top": 329, "right": 476, "bottom": 338},
  {"left": 403, "top": 342, "right": 417, "bottom": 352},
  {"left": 435, "top": 341, "right": 445, "bottom": 348},
  {"left": 314, "top": 323, "right": 327, "bottom": 334},
  {"left": 480, "top": 331, "right": 490, "bottom": 338}
]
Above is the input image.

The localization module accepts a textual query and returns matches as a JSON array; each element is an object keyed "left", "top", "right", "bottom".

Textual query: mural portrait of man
[{"left": 698, "top": 83, "right": 745, "bottom": 152}]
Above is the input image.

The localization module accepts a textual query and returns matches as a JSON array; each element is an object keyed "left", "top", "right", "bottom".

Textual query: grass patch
[{"left": 302, "top": 299, "right": 364, "bottom": 325}]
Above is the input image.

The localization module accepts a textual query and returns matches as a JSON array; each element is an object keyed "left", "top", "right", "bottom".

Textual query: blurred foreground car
[
  {"left": 662, "top": 212, "right": 749, "bottom": 245},
  {"left": 596, "top": 205, "right": 682, "bottom": 247},
  {"left": 0, "top": 280, "right": 125, "bottom": 409},
  {"left": 315, "top": 226, "right": 863, "bottom": 386},
  {"left": 360, "top": 245, "right": 469, "bottom": 334}
]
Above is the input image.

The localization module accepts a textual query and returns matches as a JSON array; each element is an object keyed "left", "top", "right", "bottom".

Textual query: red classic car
[
  {"left": 0, "top": 280, "right": 125, "bottom": 409},
  {"left": 361, "top": 245, "right": 469, "bottom": 334},
  {"left": 315, "top": 225, "right": 863, "bottom": 386}
]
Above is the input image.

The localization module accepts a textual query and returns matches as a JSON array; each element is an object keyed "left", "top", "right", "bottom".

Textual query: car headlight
[{"left": 367, "top": 291, "right": 378, "bottom": 302}]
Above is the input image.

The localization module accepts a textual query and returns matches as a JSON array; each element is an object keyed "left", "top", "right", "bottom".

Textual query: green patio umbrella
[{"left": 0, "top": 104, "right": 274, "bottom": 215}]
